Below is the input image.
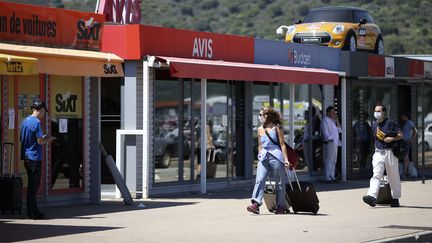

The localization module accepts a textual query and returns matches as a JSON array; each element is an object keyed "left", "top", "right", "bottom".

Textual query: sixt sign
[{"left": 254, "top": 39, "right": 341, "bottom": 71}]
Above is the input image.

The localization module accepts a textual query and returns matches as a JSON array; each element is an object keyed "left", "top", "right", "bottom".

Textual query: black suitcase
[
  {"left": 286, "top": 169, "right": 320, "bottom": 215},
  {"left": 263, "top": 180, "right": 290, "bottom": 213},
  {"left": 0, "top": 143, "right": 23, "bottom": 214},
  {"left": 376, "top": 176, "right": 392, "bottom": 205}
]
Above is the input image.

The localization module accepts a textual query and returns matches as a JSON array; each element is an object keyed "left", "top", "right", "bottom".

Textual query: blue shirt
[
  {"left": 402, "top": 120, "right": 415, "bottom": 142},
  {"left": 20, "top": 115, "right": 44, "bottom": 161},
  {"left": 372, "top": 118, "right": 400, "bottom": 149}
]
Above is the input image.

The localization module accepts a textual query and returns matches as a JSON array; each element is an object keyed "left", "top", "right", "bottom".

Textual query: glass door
[{"left": 206, "top": 80, "right": 229, "bottom": 180}]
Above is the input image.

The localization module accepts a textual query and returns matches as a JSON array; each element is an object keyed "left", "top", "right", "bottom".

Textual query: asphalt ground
[{"left": 1, "top": 179, "right": 431, "bottom": 243}]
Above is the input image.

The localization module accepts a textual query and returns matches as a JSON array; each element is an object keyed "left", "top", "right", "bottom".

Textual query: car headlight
[
  {"left": 332, "top": 25, "right": 344, "bottom": 34},
  {"left": 287, "top": 25, "right": 296, "bottom": 35}
]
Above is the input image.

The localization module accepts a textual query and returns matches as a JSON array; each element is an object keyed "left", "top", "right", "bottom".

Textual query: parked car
[
  {"left": 154, "top": 128, "right": 191, "bottom": 168},
  {"left": 277, "top": 6, "right": 384, "bottom": 54},
  {"left": 418, "top": 124, "right": 432, "bottom": 151}
]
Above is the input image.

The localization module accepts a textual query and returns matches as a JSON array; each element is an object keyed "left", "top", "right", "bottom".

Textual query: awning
[
  {"left": 0, "top": 43, "right": 124, "bottom": 77},
  {"left": 0, "top": 53, "right": 38, "bottom": 75},
  {"left": 154, "top": 56, "right": 340, "bottom": 85}
]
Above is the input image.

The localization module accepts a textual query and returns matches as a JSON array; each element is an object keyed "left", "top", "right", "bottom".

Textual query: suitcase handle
[
  {"left": 2, "top": 142, "right": 14, "bottom": 178},
  {"left": 266, "top": 152, "right": 302, "bottom": 192}
]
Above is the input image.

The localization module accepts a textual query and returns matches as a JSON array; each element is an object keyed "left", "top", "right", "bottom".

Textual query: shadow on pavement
[
  {"left": 378, "top": 225, "right": 432, "bottom": 243},
  {"left": 0, "top": 221, "right": 121, "bottom": 242},
  {"left": 400, "top": 205, "right": 432, "bottom": 210},
  {"left": 0, "top": 200, "right": 197, "bottom": 220}
]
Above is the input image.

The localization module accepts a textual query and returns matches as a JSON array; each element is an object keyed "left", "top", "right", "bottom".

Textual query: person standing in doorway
[
  {"left": 20, "top": 100, "right": 56, "bottom": 219},
  {"left": 363, "top": 104, "right": 403, "bottom": 207},
  {"left": 321, "top": 106, "right": 341, "bottom": 183},
  {"left": 400, "top": 112, "right": 417, "bottom": 179}
]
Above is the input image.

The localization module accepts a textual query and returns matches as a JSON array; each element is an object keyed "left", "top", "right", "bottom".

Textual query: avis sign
[{"left": 192, "top": 38, "right": 213, "bottom": 59}]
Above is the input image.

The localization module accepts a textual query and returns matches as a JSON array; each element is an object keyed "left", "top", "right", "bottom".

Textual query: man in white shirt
[{"left": 321, "top": 106, "right": 341, "bottom": 183}]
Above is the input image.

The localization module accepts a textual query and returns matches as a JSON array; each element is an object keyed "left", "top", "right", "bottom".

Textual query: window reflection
[
  {"left": 351, "top": 85, "right": 390, "bottom": 175},
  {"left": 154, "top": 79, "right": 180, "bottom": 183},
  {"left": 418, "top": 86, "right": 432, "bottom": 177},
  {"left": 252, "top": 83, "right": 270, "bottom": 176}
]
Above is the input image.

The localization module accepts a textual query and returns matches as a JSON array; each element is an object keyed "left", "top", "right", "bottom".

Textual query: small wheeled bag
[
  {"left": 0, "top": 143, "right": 23, "bottom": 214},
  {"left": 285, "top": 169, "right": 319, "bottom": 215},
  {"left": 376, "top": 176, "right": 392, "bottom": 205},
  {"left": 263, "top": 179, "right": 290, "bottom": 213}
]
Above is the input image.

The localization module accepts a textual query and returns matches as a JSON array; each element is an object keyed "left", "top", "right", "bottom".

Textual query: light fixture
[{"left": 276, "top": 25, "right": 290, "bottom": 38}]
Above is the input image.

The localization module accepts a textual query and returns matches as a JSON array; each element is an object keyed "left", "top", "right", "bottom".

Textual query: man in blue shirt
[
  {"left": 363, "top": 104, "right": 403, "bottom": 208},
  {"left": 400, "top": 112, "right": 417, "bottom": 178},
  {"left": 20, "top": 100, "right": 55, "bottom": 219}
]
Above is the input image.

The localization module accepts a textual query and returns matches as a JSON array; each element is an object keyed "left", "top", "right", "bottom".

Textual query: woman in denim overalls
[{"left": 247, "top": 106, "right": 291, "bottom": 214}]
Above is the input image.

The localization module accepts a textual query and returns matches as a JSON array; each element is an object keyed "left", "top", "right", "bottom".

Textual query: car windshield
[{"left": 303, "top": 9, "right": 353, "bottom": 23}]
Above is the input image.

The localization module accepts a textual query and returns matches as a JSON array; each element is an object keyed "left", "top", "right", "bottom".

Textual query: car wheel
[
  {"left": 343, "top": 33, "right": 356, "bottom": 52},
  {"left": 158, "top": 153, "right": 172, "bottom": 168},
  {"left": 375, "top": 37, "right": 384, "bottom": 55},
  {"left": 352, "top": 152, "right": 360, "bottom": 167},
  {"left": 425, "top": 142, "right": 430, "bottom": 151}
]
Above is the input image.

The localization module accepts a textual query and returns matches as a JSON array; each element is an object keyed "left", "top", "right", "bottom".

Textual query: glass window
[
  {"left": 154, "top": 78, "right": 180, "bottom": 183},
  {"left": 351, "top": 84, "right": 391, "bottom": 175},
  {"left": 418, "top": 85, "right": 432, "bottom": 177},
  {"left": 184, "top": 79, "right": 201, "bottom": 182},
  {"left": 206, "top": 81, "right": 228, "bottom": 180},
  {"left": 294, "top": 84, "right": 310, "bottom": 173},
  {"left": 252, "top": 83, "right": 270, "bottom": 176},
  {"left": 16, "top": 75, "right": 41, "bottom": 187},
  {"left": 352, "top": 86, "right": 373, "bottom": 173},
  {"left": 353, "top": 11, "right": 374, "bottom": 23},
  {"left": 100, "top": 77, "right": 122, "bottom": 184}
]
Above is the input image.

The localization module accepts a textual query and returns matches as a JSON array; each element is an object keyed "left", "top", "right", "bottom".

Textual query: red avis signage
[
  {"left": 140, "top": 25, "right": 254, "bottom": 63},
  {"left": 0, "top": 1, "right": 105, "bottom": 50},
  {"left": 102, "top": 25, "right": 255, "bottom": 63}
]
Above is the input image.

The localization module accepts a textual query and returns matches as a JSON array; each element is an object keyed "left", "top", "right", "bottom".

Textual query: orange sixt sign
[{"left": 0, "top": 1, "right": 105, "bottom": 50}]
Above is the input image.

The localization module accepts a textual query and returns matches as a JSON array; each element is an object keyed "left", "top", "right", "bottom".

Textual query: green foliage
[{"left": 9, "top": 0, "right": 432, "bottom": 55}]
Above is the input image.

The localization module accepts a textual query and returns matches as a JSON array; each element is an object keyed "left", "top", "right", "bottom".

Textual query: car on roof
[{"left": 277, "top": 6, "right": 384, "bottom": 55}]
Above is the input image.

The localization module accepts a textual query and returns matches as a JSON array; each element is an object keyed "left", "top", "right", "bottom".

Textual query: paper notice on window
[
  {"left": 222, "top": 115, "right": 228, "bottom": 127},
  {"left": 8, "top": 109, "right": 15, "bottom": 129},
  {"left": 59, "top": 119, "right": 68, "bottom": 133}
]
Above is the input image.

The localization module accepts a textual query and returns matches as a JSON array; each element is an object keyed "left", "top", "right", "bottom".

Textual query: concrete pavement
[{"left": 1, "top": 179, "right": 431, "bottom": 242}]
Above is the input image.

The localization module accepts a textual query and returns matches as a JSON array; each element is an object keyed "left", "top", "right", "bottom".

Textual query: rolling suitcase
[
  {"left": 0, "top": 142, "right": 23, "bottom": 214},
  {"left": 376, "top": 176, "right": 392, "bottom": 205},
  {"left": 263, "top": 179, "right": 290, "bottom": 213},
  {"left": 286, "top": 169, "right": 319, "bottom": 215}
]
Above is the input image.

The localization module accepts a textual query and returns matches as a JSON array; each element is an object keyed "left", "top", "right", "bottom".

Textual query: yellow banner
[
  {"left": 0, "top": 53, "right": 38, "bottom": 75},
  {"left": 50, "top": 75, "right": 83, "bottom": 119}
]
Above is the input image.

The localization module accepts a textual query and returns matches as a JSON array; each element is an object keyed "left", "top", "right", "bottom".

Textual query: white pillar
[
  {"left": 142, "top": 61, "right": 150, "bottom": 198},
  {"left": 289, "top": 83, "right": 295, "bottom": 146}
]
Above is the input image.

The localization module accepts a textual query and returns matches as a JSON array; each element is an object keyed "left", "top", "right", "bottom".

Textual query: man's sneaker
[
  {"left": 362, "top": 195, "right": 376, "bottom": 207},
  {"left": 247, "top": 202, "right": 260, "bottom": 214},
  {"left": 390, "top": 199, "right": 400, "bottom": 207}
]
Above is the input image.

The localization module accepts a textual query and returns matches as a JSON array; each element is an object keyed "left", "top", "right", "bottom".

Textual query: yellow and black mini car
[{"left": 277, "top": 6, "right": 384, "bottom": 55}]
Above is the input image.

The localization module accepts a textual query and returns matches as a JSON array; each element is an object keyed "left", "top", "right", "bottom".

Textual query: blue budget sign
[{"left": 254, "top": 39, "right": 341, "bottom": 71}]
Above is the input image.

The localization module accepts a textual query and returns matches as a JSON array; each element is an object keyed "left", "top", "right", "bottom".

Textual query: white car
[{"left": 418, "top": 124, "right": 432, "bottom": 151}]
